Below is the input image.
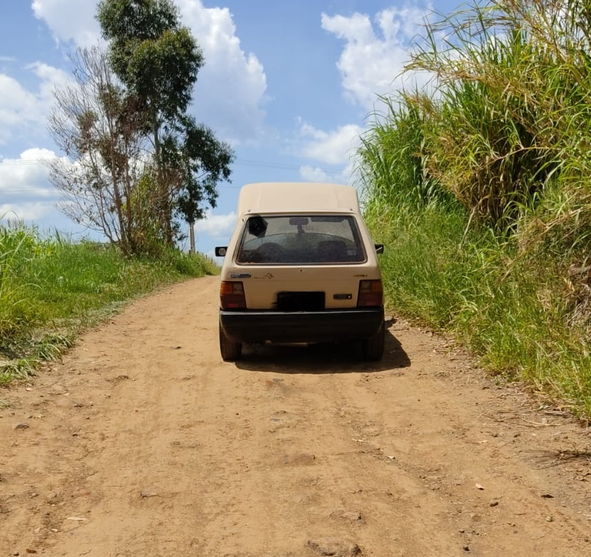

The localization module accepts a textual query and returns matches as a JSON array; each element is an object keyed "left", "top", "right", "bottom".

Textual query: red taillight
[
  {"left": 220, "top": 281, "right": 246, "bottom": 309},
  {"left": 357, "top": 279, "right": 383, "bottom": 307}
]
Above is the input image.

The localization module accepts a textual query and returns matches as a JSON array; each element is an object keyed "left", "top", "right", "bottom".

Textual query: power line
[
  {"left": 0, "top": 156, "right": 335, "bottom": 196},
  {"left": 1, "top": 154, "right": 355, "bottom": 194},
  {"left": 0, "top": 160, "right": 53, "bottom": 166},
  {"left": 234, "top": 158, "right": 301, "bottom": 171},
  {"left": 0, "top": 156, "right": 311, "bottom": 171}
]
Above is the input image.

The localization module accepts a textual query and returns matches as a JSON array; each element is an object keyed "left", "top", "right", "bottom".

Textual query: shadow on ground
[{"left": 235, "top": 328, "right": 411, "bottom": 374}]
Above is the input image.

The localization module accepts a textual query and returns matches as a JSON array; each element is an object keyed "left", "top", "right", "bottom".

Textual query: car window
[{"left": 236, "top": 215, "right": 366, "bottom": 264}]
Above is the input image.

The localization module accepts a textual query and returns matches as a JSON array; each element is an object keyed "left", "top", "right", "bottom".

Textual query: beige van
[{"left": 215, "top": 182, "right": 385, "bottom": 361}]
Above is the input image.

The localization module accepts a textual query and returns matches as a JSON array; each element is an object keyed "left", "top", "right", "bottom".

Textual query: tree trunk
[
  {"left": 106, "top": 131, "right": 128, "bottom": 254},
  {"left": 189, "top": 221, "right": 195, "bottom": 253},
  {"left": 123, "top": 137, "right": 135, "bottom": 253},
  {"left": 152, "top": 110, "right": 174, "bottom": 247}
]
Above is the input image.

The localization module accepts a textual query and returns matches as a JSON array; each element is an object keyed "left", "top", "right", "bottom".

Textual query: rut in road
[{"left": 1, "top": 276, "right": 591, "bottom": 556}]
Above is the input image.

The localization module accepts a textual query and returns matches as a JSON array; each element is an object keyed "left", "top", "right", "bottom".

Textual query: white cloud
[
  {"left": 176, "top": 0, "right": 267, "bottom": 143},
  {"left": 0, "top": 148, "right": 61, "bottom": 199},
  {"left": 28, "top": 62, "right": 72, "bottom": 97},
  {"left": 0, "top": 63, "right": 73, "bottom": 144},
  {"left": 298, "top": 122, "right": 363, "bottom": 166},
  {"left": 0, "top": 74, "right": 39, "bottom": 143},
  {"left": 321, "top": 5, "right": 432, "bottom": 109},
  {"left": 31, "top": 0, "right": 102, "bottom": 47},
  {"left": 31, "top": 0, "right": 268, "bottom": 144},
  {"left": 0, "top": 202, "right": 56, "bottom": 222},
  {"left": 299, "top": 163, "right": 357, "bottom": 186},
  {"left": 299, "top": 165, "right": 332, "bottom": 183},
  {"left": 195, "top": 211, "right": 236, "bottom": 238}
]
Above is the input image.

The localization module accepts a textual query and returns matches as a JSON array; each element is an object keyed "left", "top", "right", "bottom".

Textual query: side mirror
[
  {"left": 215, "top": 246, "right": 228, "bottom": 257},
  {"left": 375, "top": 244, "right": 384, "bottom": 254}
]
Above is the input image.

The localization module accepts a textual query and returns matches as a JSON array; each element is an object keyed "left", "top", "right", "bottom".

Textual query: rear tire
[
  {"left": 362, "top": 321, "right": 385, "bottom": 361},
  {"left": 219, "top": 322, "right": 242, "bottom": 362}
]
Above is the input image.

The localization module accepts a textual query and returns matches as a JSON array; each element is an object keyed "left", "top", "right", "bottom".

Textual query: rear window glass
[{"left": 236, "top": 215, "right": 366, "bottom": 265}]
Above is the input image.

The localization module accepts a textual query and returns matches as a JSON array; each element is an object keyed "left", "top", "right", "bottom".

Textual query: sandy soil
[{"left": 1, "top": 276, "right": 590, "bottom": 557}]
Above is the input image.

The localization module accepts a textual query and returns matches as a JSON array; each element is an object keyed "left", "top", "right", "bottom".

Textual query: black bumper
[{"left": 220, "top": 307, "right": 384, "bottom": 343}]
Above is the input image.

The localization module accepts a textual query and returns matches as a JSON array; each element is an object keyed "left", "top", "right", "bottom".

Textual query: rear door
[{"left": 228, "top": 214, "right": 378, "bottom": 310}]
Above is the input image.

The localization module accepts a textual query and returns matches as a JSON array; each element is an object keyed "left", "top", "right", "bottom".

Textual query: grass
[
  {"left": 0, "top": 225, "right": 217, "bottom": 385},
  {"left": 365, "top": 201, "right": 591, "bottom": 416},
  {"left": 358, "top": 0, "right": 591, "bottom": 417}
]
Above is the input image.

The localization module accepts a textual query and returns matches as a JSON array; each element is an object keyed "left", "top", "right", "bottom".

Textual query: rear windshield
[{"left": 236, "top": 215, "right": 366, "bottom": 265}]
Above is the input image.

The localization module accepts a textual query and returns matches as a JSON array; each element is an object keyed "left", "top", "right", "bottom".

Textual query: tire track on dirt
[{"left": 1, "top": 276, "right": 590, "bottom": 556}]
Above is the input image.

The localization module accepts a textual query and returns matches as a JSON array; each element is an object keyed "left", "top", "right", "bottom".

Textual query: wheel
[
  {"left": 219, "top": 322, "right": 242, "bottom": 362},
  {"left": 361, "top": 321, "right": 385, "bottom": 361}
]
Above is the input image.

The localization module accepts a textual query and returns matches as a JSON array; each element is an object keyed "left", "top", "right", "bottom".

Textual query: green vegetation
[
  {"left": 0, "top": 225, "right": 216, "bottom": 385},
  {"left": 50, "top": 0, "right": 232, "bottom": 256},
  {"left": 359, "top": 0, "right": 591, "bottom": 416},
  {"left": 1, "top": 1, "right": 229, "bottom": 386}
]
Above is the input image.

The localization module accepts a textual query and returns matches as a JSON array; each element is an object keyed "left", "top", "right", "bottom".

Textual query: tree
[
  {"left": 48, "top": 48, "right": 148, "bottom": 254},
  {"left": 174, "top": 117, "right": 233, "bottom": 251},
  {"left": 49, "top": 1, "right": 232, "bottom": 255},
  {"left": 97, "top": 0, "right": 230, "bottom": 247}
]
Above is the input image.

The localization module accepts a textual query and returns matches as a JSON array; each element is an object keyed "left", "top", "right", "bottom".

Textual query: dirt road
[{"left": 1, "top": 276, "right": 591, "bottom": 556}]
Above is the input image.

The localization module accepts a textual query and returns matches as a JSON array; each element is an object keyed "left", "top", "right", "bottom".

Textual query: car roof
[{"left": 238, "top": 182, "right": 360, "bottom": 215}]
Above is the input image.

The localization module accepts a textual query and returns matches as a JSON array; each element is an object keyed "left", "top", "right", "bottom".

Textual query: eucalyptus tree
[
  {"left": 97, "top": 0, "right": 231, "bottom": 246},
  {"left": 174, "top": 117, "right": 233, "bottom": 251}
]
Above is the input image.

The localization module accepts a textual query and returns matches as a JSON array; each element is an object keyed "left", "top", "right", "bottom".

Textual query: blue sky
[{"left": 0, "top": 0, "right": 458, "bottom": 254}]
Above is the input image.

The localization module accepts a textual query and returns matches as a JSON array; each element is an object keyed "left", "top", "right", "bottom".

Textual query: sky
[{"left": 0, "top": 0, "right": 459, "bottom": 255}]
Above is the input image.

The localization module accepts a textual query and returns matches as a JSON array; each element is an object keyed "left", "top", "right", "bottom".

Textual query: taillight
[
  {"left": 220, "top": 281, "right": 246, "bottom": 309},
  {"left": 357, "top": 279, "right": 383, "bottom": 307}
]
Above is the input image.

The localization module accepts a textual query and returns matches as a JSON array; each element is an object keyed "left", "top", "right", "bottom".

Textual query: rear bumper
[{"left": 220, "top": 307, "right": 384, "bottom": 343}]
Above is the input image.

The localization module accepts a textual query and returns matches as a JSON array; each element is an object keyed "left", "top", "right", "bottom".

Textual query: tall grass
[
  {"left": 408, "top": 0, "right": 591, "bottom": 249},
  {"left": 0, "top": 224, "right": 216, "bottom": 384},
  {"left": 366, "top": 199, "right": 591, "bottom": 414},
  {"left": 359, "top": 94, "right": 452, "bottom": 212},
  {"left": 0, "top": 227, "right": 39, "bottom": 341},
  {"left": 360, "top": 0, "right": 591, "bottom": 416}
]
